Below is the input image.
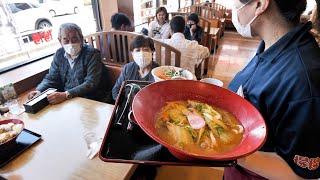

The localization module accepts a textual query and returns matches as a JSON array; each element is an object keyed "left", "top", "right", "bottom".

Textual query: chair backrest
[
  {"left": 198, "top": 16, "right": 211, "bottom": 47},
  {"left": 178, "top": 6, "right": 191, "bottom": 13},
  {"left": 199, "top": 5, "right": 216, "bottom": 19},
  {"left": 169, "top": 12, "right": 190, "bottom": 20},
  {"left": 178, "top": 5, "right": 222, "bottom": 20},
  {"left": 152, "top": 38, "right": 181, "bottom": 67},
  {"left": 209, "top": 17, "right": 220, "bottom": 28},
  {"left": 84, "top": 31, "right": 140, "bottom": 65},
  {"left": 84, "top": 31, "right": 181, "bottom": 67}
]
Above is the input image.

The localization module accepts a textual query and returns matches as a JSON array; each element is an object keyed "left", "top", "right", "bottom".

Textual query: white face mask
[
  {"left": 132, "top": 51, "right": 153, "bottom": 69},
  {"left": 232, "top": 1, "right": 258, "bottom": 38},
  {"left": 63, "top": 43, "right": 82, "bottom": 56}
]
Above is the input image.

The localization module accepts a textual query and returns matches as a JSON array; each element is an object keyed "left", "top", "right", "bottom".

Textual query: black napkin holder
[{"left": 23, "top": 88, "right": 57, "bottom": 114}]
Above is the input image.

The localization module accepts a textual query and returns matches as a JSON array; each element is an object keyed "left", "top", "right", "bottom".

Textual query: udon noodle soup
[{"left": 155, "top": 100, "right": 244, "bottom": 155}]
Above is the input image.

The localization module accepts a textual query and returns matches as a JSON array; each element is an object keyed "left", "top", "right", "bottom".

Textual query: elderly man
[{"left": 28, "top": 23, "right": 110, "bottom": 104}]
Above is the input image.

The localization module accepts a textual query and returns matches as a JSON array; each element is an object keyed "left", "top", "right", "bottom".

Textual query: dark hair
[
  {"left": 240, "top": 0, "right": 306, "bottom": 24},
  {"left": 188, "top": 13, "right": 199, "bottom": 24},
  {"left": 111, "top": 12, "right": 131, "bottom": 30},
  {"left": 130, "top": 35, "right": 155, "bottom": 52},
  {"left": 58, "top": 23, "right": 83, "bottom": 40},
  {"left": 314, "top": 1, "right": 320, "bottom": 31},
  {"left": 156, "top": 7, "right": 169, "bottom": 21},
  {"left": 170, "top": 16, "right": 185, "bottom": 33}
]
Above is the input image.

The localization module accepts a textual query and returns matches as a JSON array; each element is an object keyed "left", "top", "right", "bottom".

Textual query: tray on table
[
  {"left": 99, "top": 80, "right": 236, "bottom": 166},
  {"left": 0, "top": 129, "right": 42, "bottom": 167}
]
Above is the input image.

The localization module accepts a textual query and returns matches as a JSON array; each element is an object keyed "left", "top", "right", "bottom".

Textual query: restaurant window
[{"left": 0, "top": 0, "right": 98, "bottom": 73}]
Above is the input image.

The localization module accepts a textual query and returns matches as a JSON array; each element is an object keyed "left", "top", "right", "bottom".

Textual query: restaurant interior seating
[
  {"left": 84, "top": 30, "right": 185, "bottom": 77},
  {"left": 84, "top": 31, "right": 182, "bottom": 66},
  {"left": 84, "top": 31, "right": 138, "bottom": 65}
]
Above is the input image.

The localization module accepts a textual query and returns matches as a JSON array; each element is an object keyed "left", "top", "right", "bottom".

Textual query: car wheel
[
  {"left": 37, "top": 20, "right": 52, "bottom": 29},
  {"left": 74, "top": 7, "right": 79, "bottom": 14},
  {"left": 49, "top": 10, "right": 56, "bottom": 17}
]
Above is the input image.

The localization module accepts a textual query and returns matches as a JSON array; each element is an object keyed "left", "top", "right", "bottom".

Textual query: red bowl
[
  {"left": 132, "top": 80, "right": 267, "bottom": 161},
  {"left": 0, "top": 119, "right": 24, "bottom": 147}
]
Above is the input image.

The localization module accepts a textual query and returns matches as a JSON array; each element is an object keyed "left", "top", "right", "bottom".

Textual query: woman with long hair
[{"left": 147, "top": 7, "right": 171, "bottom": 39}]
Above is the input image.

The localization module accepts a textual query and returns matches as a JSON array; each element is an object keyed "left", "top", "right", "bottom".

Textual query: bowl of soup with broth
[{"left": 131, "top": 80, "right": 267, "bottom": 161}]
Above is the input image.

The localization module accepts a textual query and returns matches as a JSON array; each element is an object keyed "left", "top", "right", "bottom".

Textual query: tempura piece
[{"left": 0, "top": 123, "right": 24, "bottom": 145}]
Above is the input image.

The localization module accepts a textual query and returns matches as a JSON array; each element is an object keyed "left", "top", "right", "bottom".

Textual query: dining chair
[
  {"left": 152, "top": 38, "right": 181, "bottom": 67},
  {"left": 84, "top": 31, "right": 140, "bottom": 65}
]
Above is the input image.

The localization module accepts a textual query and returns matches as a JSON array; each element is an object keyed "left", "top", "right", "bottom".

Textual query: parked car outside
[
  {"left": 41, "top": 0, "right": 83, "bottom": 17},
  {"left": 4, "top": 0, "right": 53, "bottom": 33}
]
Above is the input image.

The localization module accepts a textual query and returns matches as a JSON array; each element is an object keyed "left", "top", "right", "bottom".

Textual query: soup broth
[{"left": 155, "top": 100, "right": 244, "bottom": 156}]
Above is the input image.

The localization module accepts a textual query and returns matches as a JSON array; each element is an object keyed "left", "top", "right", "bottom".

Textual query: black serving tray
[
  {"left": 0, "top": 129, "right": 42, "bottom": 167},
  {"left": 99, "top": 80, "right": 236, "bottom": 166}
]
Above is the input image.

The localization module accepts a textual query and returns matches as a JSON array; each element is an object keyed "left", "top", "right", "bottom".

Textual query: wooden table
[{"left": 0, "top": 97, "right": 136, "bottom": 180}]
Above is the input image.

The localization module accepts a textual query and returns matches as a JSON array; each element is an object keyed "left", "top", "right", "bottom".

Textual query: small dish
[
  {"left": 200, "top": 78, "right": 224, "bottom": 87},
  {"left": 0, "top": 119, "right": 24, "bottom": 147},
  {"left": 152, "top": 66, "right": 194, "bottom": 82}
]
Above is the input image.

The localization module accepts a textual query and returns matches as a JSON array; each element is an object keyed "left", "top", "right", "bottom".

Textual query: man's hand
[
  {"left": 190, "top": 24, "right": 197, "bottom": 35},
  {"left": 28, "top": 90, "right": 41, "bottom": 100},
  {"left": 47, "top": 92, "right": 67, "bottom": 104}
]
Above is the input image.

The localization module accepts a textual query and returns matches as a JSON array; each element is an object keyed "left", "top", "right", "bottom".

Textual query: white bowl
[
  {"left": 200, "top": 78, "right": 224, "bottom": 87},
  {"left": 151, "top": 66, "right": 194, "bottom": 82}
]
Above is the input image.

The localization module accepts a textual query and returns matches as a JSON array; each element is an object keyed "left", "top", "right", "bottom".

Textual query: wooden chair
[
  {"left": 178, "top": 6, "right": 191, "bottom": 13},
  {"left": 225, "top": 9, "right": 234, "bottom": 30},
  {"left": 84, "top": 30, "right": 182, "bottom": 80},
  {"left": 152, "top": 38, "right": 181, "bottom": 67},
  {"left": 169, "top": 12, "right": 190, "bottom": 20},
  {"left": 210, "top": 18, "right": 221, "bottom": 50},
  {"left": 84, "top": 31, "right": 181, "bottom": 68},
  {"left": 84, "top": 31, "right": 140, "bottom": 65},
  {"left": 216, "top": 10, "right": 226, "bottom": 37},
  {"left": 199, "top": 6, "right": 216, "bottom": 20},
  {"left": 178, "top": 5, "right": 216, "bottom": 19},
  {"left": 198, "top": 16, "right": 211, "bottom": 48},
  {"left": 196, "top": 16, "right": 211, "bottom": 78},
  {"left": 210, "top": 3, "right": 227, "bottom": 36},
  {"left": 105, "top": 64, "right": 122, "bottom": 88}
]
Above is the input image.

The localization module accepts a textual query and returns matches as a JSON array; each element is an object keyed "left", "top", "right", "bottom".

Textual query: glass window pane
[
  {"left": 0, "top": 0, "right": 98, "bottom": 73},
  {"left": 8, "top": 3, "right": 30, "bottom": 14}
]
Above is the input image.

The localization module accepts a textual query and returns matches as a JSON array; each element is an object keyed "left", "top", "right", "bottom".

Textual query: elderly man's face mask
[{"left": 59, "top": 29, "right": 83, "bottom": 56}]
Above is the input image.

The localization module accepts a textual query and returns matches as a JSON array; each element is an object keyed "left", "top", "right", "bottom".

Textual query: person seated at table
[
  {"left": 112, "top": 35, "right": 159, "bottom": 101},
  {"left": 107, "top": 12, "right": 132, "bottom": 63},
  {"left": 148, "top": 7, "right": 171, "bottom": 39},
  {"left": 184, "top": 13, "right": 204, "bottom": 44},
  {"left": 111, "top": 12, "right": 132, "bottom": 31},
  {"left": 159, "top": 15, "right": 210, "bottom": 74},
  {"left": 28, "top": 23, "right": 111, "bottom": 104}
]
